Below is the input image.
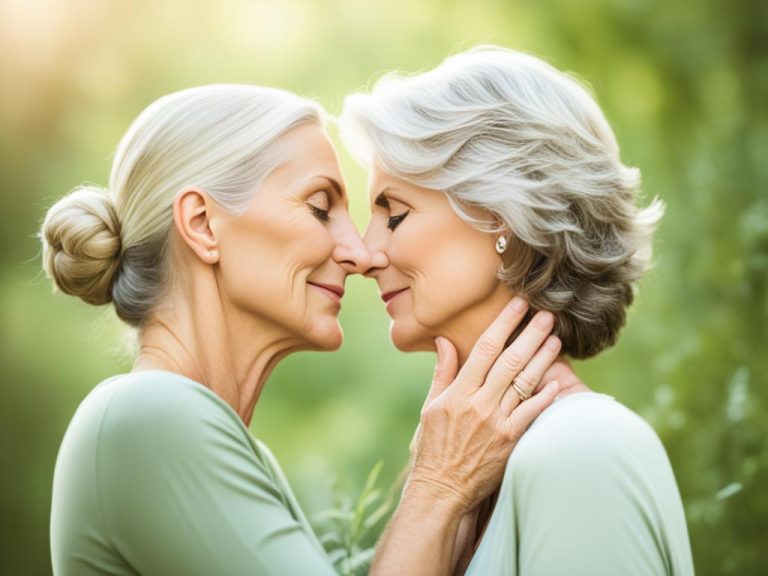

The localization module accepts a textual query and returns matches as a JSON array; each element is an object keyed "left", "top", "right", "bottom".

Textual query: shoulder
[
  {"left": 497, "top": 394, "right": 693, "bottom": 574},
  {"left": 91, "top": 371, "right": 255, "bottom": 468},
  {"left": 72, "top": 374, "right": 334, "bottom": 574},
  {"left": 90, "top": 372, "right": 287, "bottom": 506},
  {"left": 98, "top": 370, "right": 242, "bottom": 433},
  {"left": 510, "top": 392, "right": 668, "bottom": 473},
  {"left": 100, "top": 369, "right": 233, "bottom": 411},
  {"left": 503, "top": 391, "right": 682, "bottom": 510}
]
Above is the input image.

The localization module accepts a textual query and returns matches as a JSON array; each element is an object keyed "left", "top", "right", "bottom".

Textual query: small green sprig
[{"left": 313, "top": 461, "right": 395, "bottom": 576}]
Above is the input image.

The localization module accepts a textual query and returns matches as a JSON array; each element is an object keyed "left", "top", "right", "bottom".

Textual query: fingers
[
  {"left": 426, "top": 337, "right": 459, "bottom": 405},
  {"left": 456, "top": 298, "right": 529, "bottom": 388},
  {"left": 414, "top": 338, "right": 457, "bottom": 457},
  {"left": 533, "top": 358, "right": 574, "bottom": 395},
  {"left": 479, "top": 310, "right": 555, "bottom": 402},
  {"left": 506, "top": 380, "right": 560, "bottom": 436},
  {"left": 499, "top": 335, "right": 561, "bottom": 415}
]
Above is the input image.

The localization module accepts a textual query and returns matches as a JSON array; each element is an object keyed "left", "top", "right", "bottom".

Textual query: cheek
[
  {"left": 217, "top": 213, "right": 333, "bottom": 312},
  {"left": 412, "top": 236, "right": 500, "bottom": 327}
]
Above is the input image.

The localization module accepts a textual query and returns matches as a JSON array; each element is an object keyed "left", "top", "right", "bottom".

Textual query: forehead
[
  {"left": 270, "top": 123, "right": 342, "bottom": 184},
  {"left": 367, "top": 163, "right": 445, "bottom": 205},
  {"left": 367, "top": 163, "right": 393, "bottom": 196}
]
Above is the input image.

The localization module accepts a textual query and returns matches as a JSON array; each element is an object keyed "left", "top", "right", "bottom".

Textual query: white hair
[
  {"left": 41, "top": 84, "right": 324, "bottom": 326},
  {"left": 341, "top": 46, "right": 664, "bottom": 358}
]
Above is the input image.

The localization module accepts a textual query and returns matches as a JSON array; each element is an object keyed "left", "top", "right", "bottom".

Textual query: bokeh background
[{"left": 1, "top": 0, "right": 766, "bottom": 573}]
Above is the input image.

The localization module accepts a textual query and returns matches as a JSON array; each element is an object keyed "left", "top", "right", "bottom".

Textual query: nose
[
  {"left": 362, "top": 220, "right": 389, "bottom": 277},
  {"left": 333, "top": 216, "right": 373, "bottom": 275}
]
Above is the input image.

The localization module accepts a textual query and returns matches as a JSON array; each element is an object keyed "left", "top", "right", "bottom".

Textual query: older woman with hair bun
[
  {"left": 41, "top": 83, "right": 567, "bottom": 575},
  {"left": 342, "top": 47, "right": 695, "bottom": 575}
]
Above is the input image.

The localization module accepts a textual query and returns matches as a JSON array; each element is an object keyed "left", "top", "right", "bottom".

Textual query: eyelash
[
  {"left": 387, "top": 211, "right": 409, "bottom": 231},
  {"left": 309, "top": 204, "right": 329, "bottom": 222}
]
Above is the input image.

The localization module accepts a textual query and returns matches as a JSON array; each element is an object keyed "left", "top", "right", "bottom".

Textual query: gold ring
[{"left": 511, "top": 378, "right": 532, "bottom": 402}]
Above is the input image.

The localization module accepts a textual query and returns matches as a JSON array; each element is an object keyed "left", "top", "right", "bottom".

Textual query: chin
[
  {"left": 389, "top": 319, "right": 434, "bottom": 353},
  {"left": 304, "top": 320, "right": 343, "bottom": 351}
]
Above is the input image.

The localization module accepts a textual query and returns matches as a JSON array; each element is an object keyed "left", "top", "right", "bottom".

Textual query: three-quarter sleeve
[{"left": 94, "top": 374, "right": 337, "bottom": 576}]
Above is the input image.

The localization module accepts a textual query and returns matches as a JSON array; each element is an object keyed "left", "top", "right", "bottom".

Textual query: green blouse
[
  {"left": 465, "top": 392, "right": 695, "bottom": 576},
  {"left": 50, "top": 371, "right": 337, "bottom": 575}
]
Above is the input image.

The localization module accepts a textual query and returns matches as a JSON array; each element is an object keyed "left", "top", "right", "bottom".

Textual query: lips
[
  {"left": 381, "top": 288, "right": 408, "bottom": 303},
  {"left": 308, "top": 282, "right": 345, "bottom": 300}
]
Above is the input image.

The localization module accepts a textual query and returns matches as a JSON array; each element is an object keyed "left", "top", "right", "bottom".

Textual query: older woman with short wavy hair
[{"left": 342, "top": 46, "right": 694, "bottom": 575}]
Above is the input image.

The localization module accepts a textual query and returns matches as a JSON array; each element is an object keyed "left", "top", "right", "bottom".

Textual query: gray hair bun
[{"left": 40, "top": 186, "right": 121, "bottom": 306}]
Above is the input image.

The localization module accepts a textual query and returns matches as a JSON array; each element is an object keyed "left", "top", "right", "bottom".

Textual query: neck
[
  {"left": 133, "top": 267, "right": 303, "bottom": 426},
  {"left": 440, "top": 286, "right": 512, "bottom": 367}
]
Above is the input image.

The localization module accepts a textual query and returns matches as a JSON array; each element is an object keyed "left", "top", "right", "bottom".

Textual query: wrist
[{"left": 402, "top": 474, "right": 471, "bottom": 518}]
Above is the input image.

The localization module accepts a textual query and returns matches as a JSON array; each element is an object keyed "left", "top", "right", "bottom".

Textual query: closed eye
[
  {"left": 387, "top": 211, "right": 409, "bottom": 231},
  {"left": 308, "top": 190, "right": 331, "bottom": 222},
  {"left": 375, "top": 192, "right": 410, "bottom": 231},
  {"left": 309, "top": 204, "right": 329, "bottom": 221}
]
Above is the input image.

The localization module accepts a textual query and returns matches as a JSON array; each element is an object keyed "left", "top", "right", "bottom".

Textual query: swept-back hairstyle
[
  {"left": 341, "top": 46, "right": 663, "bottom": 359},
  {"left": 41, "top": 84, "right": 324, "bottom": 326}
]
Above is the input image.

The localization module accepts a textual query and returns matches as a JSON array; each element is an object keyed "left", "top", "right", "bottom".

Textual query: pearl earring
[{"left": 495, "top": 236, "right": 507, "bottom": 255}]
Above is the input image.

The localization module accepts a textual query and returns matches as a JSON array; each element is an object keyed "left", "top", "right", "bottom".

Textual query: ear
[
  {"left": 172, "top": 187, "right": 220, "bottom": 264},
  {"left": 488, "top": 212, "right": 508, "bottom": 236}
]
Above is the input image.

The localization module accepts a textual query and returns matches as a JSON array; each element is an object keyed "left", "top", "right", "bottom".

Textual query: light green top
[
  {"left": 465, "top": 392, "right": 695, "bottom": 576},
  {"left": 50, "top": 370, "right": 337, "bottom": 576}
]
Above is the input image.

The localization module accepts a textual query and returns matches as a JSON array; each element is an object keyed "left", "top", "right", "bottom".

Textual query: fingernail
[
  {"left": 546, "top": 336, "right": 560, "bottom": 351},
  {"left": 547, "top": 380, "right": 561, "bottom": 394},
  {"left": 535, "top": 311, "right": 554, "bottom": 328},
  {"left": 511, "top": 297, "right": 527, "bottom": 313},
  {"left": 434, "top": 337, "right": 446, "bottom": 354}
]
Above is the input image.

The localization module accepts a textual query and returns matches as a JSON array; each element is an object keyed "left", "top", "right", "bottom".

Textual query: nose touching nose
[
  {"left": 333, "top": 218, "right": 373, "bottom": 274},
  {"left": 334, "top": 218, "right": 387, "bottom": 275},
  {"left": 362, "top": 223, "right": 388, "bottom": 276}
]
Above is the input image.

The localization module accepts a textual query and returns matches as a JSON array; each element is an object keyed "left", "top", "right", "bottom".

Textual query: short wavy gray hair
[{"left": 340, "top": 46, "right": 663, "bottom": 359}]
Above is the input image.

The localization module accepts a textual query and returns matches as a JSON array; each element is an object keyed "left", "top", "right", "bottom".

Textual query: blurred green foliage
[
  {"left": 1, "top": 0, "right": 765, "bottom": 574},
  {"left": 313, "top": 461, "right": 394, "bottom": 575}
]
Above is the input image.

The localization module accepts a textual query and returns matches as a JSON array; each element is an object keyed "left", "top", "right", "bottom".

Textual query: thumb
[{"left": 427, "top": 336, "right": 459, "bottom": 404}]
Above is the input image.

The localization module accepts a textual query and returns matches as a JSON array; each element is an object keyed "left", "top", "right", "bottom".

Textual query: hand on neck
[{"left": 437, "top": 290, "right": 587, "bottom": 396}]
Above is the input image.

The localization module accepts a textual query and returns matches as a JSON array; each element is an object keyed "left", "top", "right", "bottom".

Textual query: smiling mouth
[
  {"left": 381, "top": 288, "right": 409, "bottom": 303},
  {"left": 308, "top": 282, "right": 345, "bottom": 301}
]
